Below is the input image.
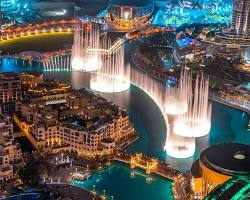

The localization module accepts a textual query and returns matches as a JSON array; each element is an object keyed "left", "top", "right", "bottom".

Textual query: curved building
[
  {"left": 191, "top": 143, "right": 250, "bottom": 199},
  {"left": 204, "top": 177, "right": 250, "bottom": 200},
  {"left": 104, "top": 0, "right": 154, "bottom": 30}
]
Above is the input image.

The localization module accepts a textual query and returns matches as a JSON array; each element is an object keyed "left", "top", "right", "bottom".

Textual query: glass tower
[{"left": 232, "top": 0, "right": 250, "bottom": 37}]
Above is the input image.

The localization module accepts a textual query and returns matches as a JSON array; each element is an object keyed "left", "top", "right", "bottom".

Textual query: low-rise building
[
  {"left": 0, "top": 73, "right": 22, "bottom": 114},
  {"left": 191, "top": 143, "right": 250, "bottom": 199},
  {"left": 17, "top": 88, "right": 135, "bottom": 157},
  {"left": 0, "top": 72, "right": 44, "bottom": 115},
  {"left": 25, "top": 80, "right": 71, "bottom": 105},
  {"left": 0, "top": 115, "right": 23, "bottom": 184}
]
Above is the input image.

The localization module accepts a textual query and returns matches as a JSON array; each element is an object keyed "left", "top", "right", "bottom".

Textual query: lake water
[{"left": 1, "top": 57, "right": 249, "bottom": 200}]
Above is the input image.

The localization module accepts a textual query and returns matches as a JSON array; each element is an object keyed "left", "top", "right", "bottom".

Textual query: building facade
[
  {"left": 105, "top": 2, "right": 154, "bottom": 30},
  {"left": 191, "top": 143, "right": 250, "bottom": 199},
  {"left": 232, "top": 0, "right": 250, "bottom": 37},
  {"left": 17, "top": 88, "right": 135, "bottom": 157},
  {"left": 0, "top": 72, "right": 48, "bottom": 114},
  {"left": 0, "top": 115, "right": 22, "bottom": 184}
]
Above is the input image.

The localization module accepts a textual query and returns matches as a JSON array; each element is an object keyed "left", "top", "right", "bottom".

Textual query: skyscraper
[{"left": 232, "top": 0, "right": 250, "bottom": 37}]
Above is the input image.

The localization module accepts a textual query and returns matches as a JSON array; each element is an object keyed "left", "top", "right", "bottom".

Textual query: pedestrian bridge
[{"left": 113, "top": 152, "right": 180, "bottom": 181}]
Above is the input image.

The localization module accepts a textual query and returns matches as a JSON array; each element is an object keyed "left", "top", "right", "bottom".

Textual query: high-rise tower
[{"left": 232, "top": 0, "right": 250, "bottom": 37}]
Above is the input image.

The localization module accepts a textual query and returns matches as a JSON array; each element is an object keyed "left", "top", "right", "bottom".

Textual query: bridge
[
  {"left": 86, "top": 26, "right": 175, "bottom": 55},
  {"left": 87, "top": 38, "right": 124, "bottom": 55},
  {"left": 113, "top": 152, "right": 191, "bottom": 200},
  {"left": 113, "top": 152, "right": 180, "bottom": 180}
]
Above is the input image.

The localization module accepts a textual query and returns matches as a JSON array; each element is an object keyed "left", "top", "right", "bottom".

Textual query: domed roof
[{"left": 201, "top": 143, "right": 250, "bottom": 176}]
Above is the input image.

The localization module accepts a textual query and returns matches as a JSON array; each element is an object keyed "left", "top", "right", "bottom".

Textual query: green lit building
[{"left": 204, "top": 177, "right": 250, "bottom": 200}]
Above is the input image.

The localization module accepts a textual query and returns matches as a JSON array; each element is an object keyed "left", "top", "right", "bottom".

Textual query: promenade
[
  {"left": 45, "top": 182, "right": 101, "bottom": 200},
  {"left": 209, "top": 93, "right": 250, "bottom": 114}
]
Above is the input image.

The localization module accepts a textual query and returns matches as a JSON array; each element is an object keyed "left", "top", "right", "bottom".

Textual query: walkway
[
  {"left": 113, "top": 152, "right": 180, "bottom": 179},
  {"left": 209, "top": 93, "right": 250, "bottom": 114},
  {"left": 46, "top": 182, "right": 101, "bottom": 200}
]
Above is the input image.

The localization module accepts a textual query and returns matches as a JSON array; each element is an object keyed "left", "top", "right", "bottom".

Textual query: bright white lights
[
  {"left": 71, "top": 56, "right": 84, "bottom": 71},
  {"left": 90, "top": 44, "right": 130, "bottom": 93},
  {"left": 82, "top": 26, "right": 101, "bottom": 71},
  {"left": 91, "top": 73, "right": 130, "bottom": 93},
  {"left": 174, "top": 119, "right": 211, "bottom": 138},
  {"left": 71, "top": 24, "right": 101, "bottom": 72},
  {"left": 71, "top": 25, "right": 84, "bottom": 71},
  {"left": 83, "top": 57, "right": 102, "bottom": 72},
  {"left": 164, "top": 69, "right": 211, "bottom": 158},
  {"left": 174, "top": 74, "right": 212, "bottom": 138},
  {"left": 164, "top": 134, "right": 195, "bottom": 158}
]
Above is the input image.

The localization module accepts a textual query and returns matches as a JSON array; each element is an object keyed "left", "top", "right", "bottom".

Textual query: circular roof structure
[
  {"left": 201, "top": 143, "right": 250, "bottom": 176},
  {"left": 111, "top": 0, "right": 153, "bottom": 7}
]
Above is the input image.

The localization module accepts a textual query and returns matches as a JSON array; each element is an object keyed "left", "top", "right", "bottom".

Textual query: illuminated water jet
[
  {"left": 90, "top": 41, "right": 130, "bottom": 93},
  {"left": 164, "top": 70, "right": 211, "bottom": 158},
  {"left": 71, "top": 25, "right": 84, "bottom": 71},
  {"left": 83, "top": 25, "right": 102, "bottom": 71},
  {"left": 165, "top": 134, "right": 195, "bottom": 158},
  {"left": 42, "top": 54, "right": 71, "bottom": 71},
  {"left": 131, "top": 69, "right": 166, "bottom": 117},
  {"left": 174, "top": 74, "right": 211, "bottom": 138},
  {"left": 164, "top": 70, "right": 191, "bottom": 115},
  {"left": 71, "top": 23, "right": 101, "bottom": 71},
  {"left": 164, "top": 114, "right": 195, "bottom": 158}
]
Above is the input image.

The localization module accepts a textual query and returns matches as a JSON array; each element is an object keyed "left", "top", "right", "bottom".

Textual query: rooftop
[
  {"left": 204, "top": 177, "right": 250, "bottom": 200},
  {"left": 0, "top": 72, "right": 20, "bottom": 81},
  {"left": 201, "top": 143, "right": 250, "bottom": 176}
]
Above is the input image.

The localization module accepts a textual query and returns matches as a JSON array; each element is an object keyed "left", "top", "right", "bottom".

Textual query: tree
[{"left": 19, "top": 153, "right": 55, "bottom": 186}]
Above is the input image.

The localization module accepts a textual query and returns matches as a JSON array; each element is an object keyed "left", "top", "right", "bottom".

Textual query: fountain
[
  {"left": 42, "top": 54, "right": 71, "bottom": 71},
  {"left": 71, "top": 24, "right": 84, "bottom": 71},
  {"left": 174, "top": 74, "right": 211, "bottom": 138},
  {"left": 164, "top": 69, "right": 191, "bottom": 115},
  {"left": 164, "top": 71, "right": 211, "bottom": 158},
  {"left": 71, "top": 23, "right": 102, "bottom": 72},
  {"left": 43, "top": 23, "right": 101, "bottom": 72},
  {"left": 131, "top": 69, "right": 166, "bottom": 117},
  {"left": 164, "top": 133, "right": 195, "bottom": 159},
  {"left": 83, "top": 25, "right": 102, "bottom": 71},
  {"left": 90, "top": 39, "right": 130, "bottom": 93}
]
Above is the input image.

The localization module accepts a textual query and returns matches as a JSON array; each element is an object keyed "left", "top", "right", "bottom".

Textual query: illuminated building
[
  {"left": 0, "top": 73, "right": 22, "bottom": 114},
  {"left": 153, "top": 1, "right": 232, "bottom": 27},
  {"left": 232, "top": 0, "right": 250, "bottom": 37},
  {"left": 0, "top": 115, "right": 23, "bottom": 184},
  {"left": 191, "top": 143, "right": 250, "bottom": 199},
  {"left": 17, "top": 88, "right": 135, "bottom": 157},
  {"left": 18, "top": 72, "right": 43, "bottom": 87},
  {"left": 25, "top": 80, "right": 71, "bottom": 105},
  {"left": 0, "top": 72, "right": 44, "bottom": 114},
  {"left": 204, "top": 177, "right": 250, "bottom": 200},
  {"left": 105, "top": 0, "right": 154, "bottom": 30},
  {"left": 0, "top": 73, "right": 22, "bottom": 103},
  {"left": 215, "top": 0, "right": 250, "bottom": 46}
]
